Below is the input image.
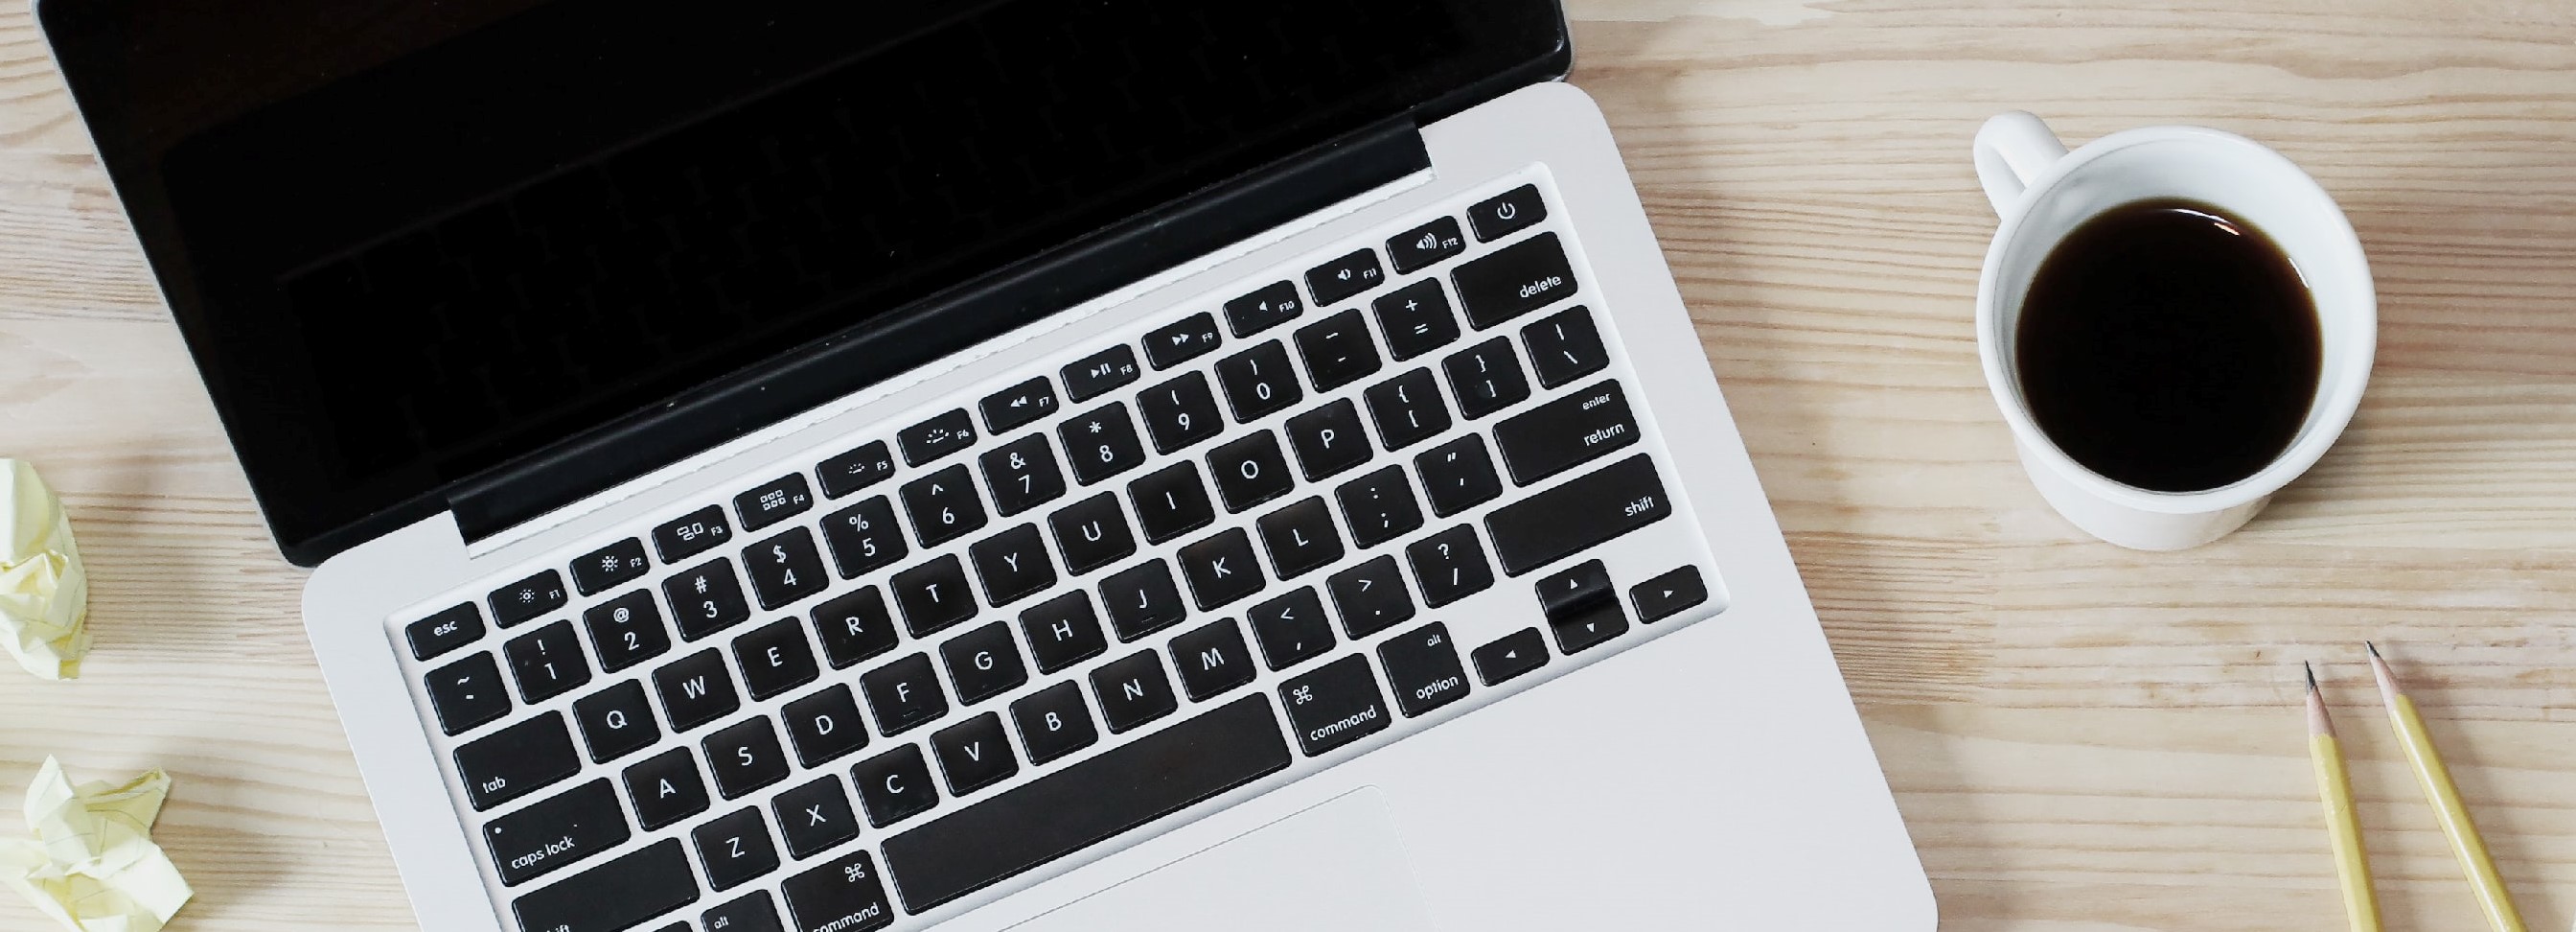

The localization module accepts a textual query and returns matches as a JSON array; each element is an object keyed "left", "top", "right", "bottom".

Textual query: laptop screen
[{"left": 40, "top": 0, "right": 1567, "bottom": 563}]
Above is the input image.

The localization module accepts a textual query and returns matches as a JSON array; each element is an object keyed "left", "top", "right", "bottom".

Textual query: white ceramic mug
[{"left": 1972, "top": 111, "right": 2376, "bottom": 549}]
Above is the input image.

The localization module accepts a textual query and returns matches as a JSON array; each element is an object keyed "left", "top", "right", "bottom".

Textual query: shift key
[
  {"left": 1484, "top": 454, "right": 1672, "bottom": 577},
  {"left": 1492, "top": 380, "right": 1640, "bottom": 486},
  {"left": 511, "top": 839, "right": 698, "bottom": 932}
]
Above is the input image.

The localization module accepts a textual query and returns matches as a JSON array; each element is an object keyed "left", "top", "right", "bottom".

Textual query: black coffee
[{"left": 2015, "top": 198, "right": 2321, "bottom": 493}]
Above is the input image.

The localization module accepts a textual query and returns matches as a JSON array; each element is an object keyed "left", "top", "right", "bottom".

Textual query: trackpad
[{"left": 1014, "top": 788, "right": 1435, "bottom": 932}]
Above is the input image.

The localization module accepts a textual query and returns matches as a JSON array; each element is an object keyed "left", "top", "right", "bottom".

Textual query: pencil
[
  {"left": 2306, "top": 663, "right": 2381, "bottom": 932},
  {"left": 2368, "top": 642, "right": 2527, "bottom": 932}
]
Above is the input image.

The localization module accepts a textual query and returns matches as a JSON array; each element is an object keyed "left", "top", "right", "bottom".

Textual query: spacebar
[{"left": 882, "top": 694, "right": 1291, "bottom": 912}]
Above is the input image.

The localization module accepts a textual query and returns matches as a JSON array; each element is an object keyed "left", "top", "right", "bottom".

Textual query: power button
[{"left": 1467, "top": 183, "right": 1548, "bottom": 242}]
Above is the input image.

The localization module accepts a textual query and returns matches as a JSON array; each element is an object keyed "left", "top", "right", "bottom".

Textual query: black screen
[{"left": 40, "top": 0, "right": 1566, "bottom": 563}]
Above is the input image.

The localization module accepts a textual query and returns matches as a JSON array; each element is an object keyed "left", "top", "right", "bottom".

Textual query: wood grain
[{"left": 1, "top": 1, "right": 2572, "bottom": 929}]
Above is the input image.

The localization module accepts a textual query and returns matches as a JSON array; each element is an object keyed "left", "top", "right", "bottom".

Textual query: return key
[{"left": 1492, "top": 380, "right": 1641, "bottom": 486}]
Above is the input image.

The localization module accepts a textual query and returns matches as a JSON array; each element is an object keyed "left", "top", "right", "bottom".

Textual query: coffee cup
[{"left": 1971, "top": 111, "right": 2376, "bottom": 549}]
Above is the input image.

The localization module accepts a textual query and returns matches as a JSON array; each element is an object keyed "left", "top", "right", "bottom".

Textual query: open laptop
[{"left": 40, "top": 2, "right": 1933, "bottom": 929}]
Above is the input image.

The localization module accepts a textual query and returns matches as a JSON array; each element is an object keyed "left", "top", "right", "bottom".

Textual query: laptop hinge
[{"left": 448, "top": 119, "right": 1433, "bottom": 549}]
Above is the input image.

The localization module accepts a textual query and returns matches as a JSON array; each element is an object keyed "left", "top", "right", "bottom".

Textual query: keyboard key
[
  {"left": 509, "top": 839, "right": 697, "bottom": 932},
  {"left": 665, "top": 558, "right": 751, "bottom": 641},
  {"left": 1214, "top": 340, "right": 1303, "bottom": 423},
  {"left": 457, "top": 712, "right": 581, "bottom": 810},
  {"left": 1284, "top": 399, "right": 1372, "bottom": 480},
  {"left": 1484, "top": 454, "right": 1672, "bottom": 576},
  {"left": 773, "top": 776, "right": 862, "bottom": 860},
  {"left": 860, "top": 653, "right": 948, "bottom": 735},
  {"left": 980, "top": 377, "right": 1060, "bottom": 435},
  {"left": 693, "top": 807, "right": 780, "bottom": 891},
  {"left": 703, "top": 892, "right": 784, "bottom": 932},
  {"left": 1255, "top": 497, "right": 1345, "bottom": 580},
  {"left": 1279, "top": 655, "right": 1389, "bottom": 757},
  {"left": 1222, "top": 280, "right": 1305, "bottom": 337},
  {"left": 572, "top": 680, "right": 661, "bottom": 763},
  {"left": 1378, "top": 622, "right": 1470, "bottom": 717},
  {"left": 1020, "top": 592, "right": 1107, "bottom": 674},
  {"left": 489, "top": 571, "right": 568, "bottom": 630},
  {"left": 821, "top": 497, "right": 908, "bottom": 579},
  {"left": 1539, "top": 559, "right": 1629, "bottom": 655},
  {"left": 1389, "top": 215, "right": 1468, "bottom": 272},
  {"left": 1046, "top": 492, "right": 1136, "bottom": 576},
  {"left": 655, "top": 648, "right": 741, "bottom": 733},
  {"left": 898, "top": 408, "right": 978, "bottom": 466},
  {"left": 1467, "top": 184, "right": 1548, "bottom": 242},
  {"left": 1334, "top": 466, "right": 1423, "bottom": 550},
  {"left": 1306, "top": 247, "right": 1386, "bottom": 306},
  {"left": 584, "top": 592, "right": 671, "bottom": 675},
  {"left": 734, "top": 617, "right": 818, "bottom": 700},
  {"left": 1061, "top": 344, "right": 1141, "bottom": 402},
  {"left": 407, "top": 603, "right": 483, "bottom": 662},
  {"left": 1493, "top": 381, "right": 1639, "bottom": 485},
  {"left": 1143, "top": 312, "right": 1224, "bottom": 369},
  {"left": 969, "top": 524, "right": 1056, "bottom": 607},
  {"left": 883, "top": 694, "right": 1289, "bottom": 911},
  {"left": 891, "top": 554, "right": 975, "bottom": 637},
  {"left": 1061, "top": 404, "right": 1147, "bottom": 485},
  {"left": 571, "top": 538, "right": 650, "bottom": 595},
  {"left": 812, "top": 588, "right": 899, "bottom": 669},
  {"left": 816, "top": 441, "right": 899, "bottom": 499},
  {"left": 1443, "top": 338, "right": 1530, "bottom": 419},
  {"left": 782, "top": 685, "right": 870, "bottom": 768},
  {"left": 1126, "top": 461, "right": 1213, "bottom": 544},
  {"left": 1208, "top": 431, "right": 1293, "bottom": 513},
  {"left": 1327, "top": 555, "right": 1415, "bottom": 640},
  {"left": 745, "top": 528, "right": 829, "bottom": 610},
  {"left": 1138, "top": 372, "right": 1224, "bottom": 454},
  {"left": 1293, "top": 308, "right": 1383, "bottom": 391},
  {"left": 1099, "top": 559, "right": 1185, "bottom": 641},
  {"left": 427, "top": 653, "right": 512, "bottom": 735},
  {"left": 486, "top": 779, "right": 628, "bottom": 886},
  {"left": 1169, "top": 617, "right": 1256, "bottom": 702},
  {"left": 734, "top": 474, "right": 816, "bottom": 532},
  {"left": 707, "top": 717, "right": 791, "bottom": 800},
  {"left": 900, "top": 464, "right": 987, "bottom": 549},
  {"left": 783, "top": 850, "right": 895, "bottom": 932},
  {"left": 1407, "top": 525, "right": 1494, "bottom": 608},
  {"left": 1454, "top": 232, "right": 1576, "bottom": 329},
  {"left": 1177, "top": 529, "right": 1264, "bottom": 611},
  {"left": 1009, "top": 681, "right": 1099, "bottom": 766},
  {"left": 1523, "top": 305, "right": 1609, "bottom": 388},
  {"left": 931, "top": 712, "right": 1020, "bottom": 796},
  {"left": 1372, "top": 279, "right": 1460, "bottom": 362},
  {"left": 651, "top": 506, "right": 734, "bottom": 564},
  {"left": 1417, "top": 434, "right": 1504, "bottom": 517},
  {"left": 852, "top": 744, "right": 940, "bottom": 827},
  {"left": 1470, "top": 628, "right": 1550, "bottom": 687},
  {"left": 1633, "top": 566, "right": 1710, "bottom": 623},
  {"left": 623, "top": 748, "right": 710, "bottom": 831},
  {"left": 940, "top": 621, "right": 1028, "bottom": 706},
  {"left": 979, "top": 433, "right": 1066, "bottom": 517},
  {"left": 505, "top": 620, "right": 590, "bottom": 704},
  {"left": 1365, "top": 374, "right": 1447, "bottom": 459},
  {"left": 1090, "top": 650, "right": 1177, "bottom": 734}
]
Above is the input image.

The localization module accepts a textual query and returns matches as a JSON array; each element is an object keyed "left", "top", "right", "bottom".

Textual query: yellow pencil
[
  {"left": 2306, "top": 663, "right": 2381, "bottom": 932},
  {"left": 2368, "top": 642, "right": 2527, "bottom": 932}
]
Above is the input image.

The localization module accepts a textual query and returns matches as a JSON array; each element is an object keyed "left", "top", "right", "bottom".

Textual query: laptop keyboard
[{"left": 398, "top": 175, "right": 1722, "bottom": 932}]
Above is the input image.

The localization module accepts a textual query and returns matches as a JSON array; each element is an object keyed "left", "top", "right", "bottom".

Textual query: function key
[
  {"left": 1223, "top": 281, "right": 1306, "bottom": 338},
  {"left": 1277, "top": 654, "right": 1389, "bottom": 756},
  {"left": 408, "top": 603, "right": 484, "bottom": 661},
  {"left": 1632, "top": 566, "right": 1711, "bottom": 623},
  {"left": 489, "top": 571, "right": 568, "bottom": 629},
  {"left": 571, "top": 539, "right": 651, "bottom": 595},
  {"left": 1372, "top": 279, "right": 1460, "bottom": 362},
  {"left": 1522, "top": 305, "right": 1610, "bottom": 388},
  {"left": 979, "top": 377, "right": 1060, "bottom": 435},
  {"left": 1306, "top": 248, "right": 1387, "bottom": 307},
  {"left": 898, "top": 408, "right": 978, "bottom": 466},
  {"left": 1143, "top": 312, "right": 1224, "bottom": 369},
  {"left": 1062, "top": 344, "right": 1142, "bottom": 402},
  {"left": 734, "top": 474, "right": 816, "bottom": 533},
  {"left": 651, "top": 505, "right": 734, "bottom": 564},
  {"left": 816, "top": 441, "right": 898, "bottom": 499},
  {"left": 1466, "top": 184, "right": 1548, "bottom": 242},
  {"left": 1387, "top": 216, "right": 1467, "bottom": 274},
  {"left": 1453, "top": 232, "right": 1577, "bottom": 330}
]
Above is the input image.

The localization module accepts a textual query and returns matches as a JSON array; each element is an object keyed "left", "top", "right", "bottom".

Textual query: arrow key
[
  {"left": 1632, "top": 565, "right": 1711, "bottom": 624},
  {"left": 1469, "top": 627, "right": 1549, "bottom": 687}
]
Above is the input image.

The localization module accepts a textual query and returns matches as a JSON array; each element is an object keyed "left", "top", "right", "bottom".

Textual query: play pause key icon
[{"left": 1469, "top": 627, "right": 1549, "bottom": 687}]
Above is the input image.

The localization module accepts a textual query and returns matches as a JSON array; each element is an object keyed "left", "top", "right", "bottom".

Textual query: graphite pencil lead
[{"left": 2306, "top": 663, "right": 2335, "bottom": 738}]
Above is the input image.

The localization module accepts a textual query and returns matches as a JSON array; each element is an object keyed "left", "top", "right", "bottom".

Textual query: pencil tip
[
  {"left": 2366, "top": 641, "right": 2381, "bottom": 660},
  {"left": 2305, "top": 662, "right": 2318, "bottom": 691}
]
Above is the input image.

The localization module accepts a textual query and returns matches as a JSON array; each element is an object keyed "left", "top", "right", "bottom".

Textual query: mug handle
[{"left": 1973, "top": 111, "right": 2071, "bottom": 217}]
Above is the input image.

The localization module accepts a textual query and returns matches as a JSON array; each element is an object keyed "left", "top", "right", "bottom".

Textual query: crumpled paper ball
[
  {"left": 0, "top": 757, "right": 193, "bottom": 932},
  {"left": 0, "top": 458, "right": 89, "bottom": 680}
]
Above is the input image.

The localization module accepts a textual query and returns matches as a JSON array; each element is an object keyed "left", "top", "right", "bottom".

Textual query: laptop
[{"left": 39, "top": 2, "right": 1933, "bottom": 929}]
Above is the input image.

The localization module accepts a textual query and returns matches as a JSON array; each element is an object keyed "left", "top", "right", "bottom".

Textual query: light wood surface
[{"left": 2, "top": 1, "right": 2572, "bottom": 929}]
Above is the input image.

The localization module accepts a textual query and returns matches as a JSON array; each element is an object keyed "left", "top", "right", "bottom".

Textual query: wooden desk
[{"left": 2, "top": 1, "right": 2570, "bottom": 928}]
